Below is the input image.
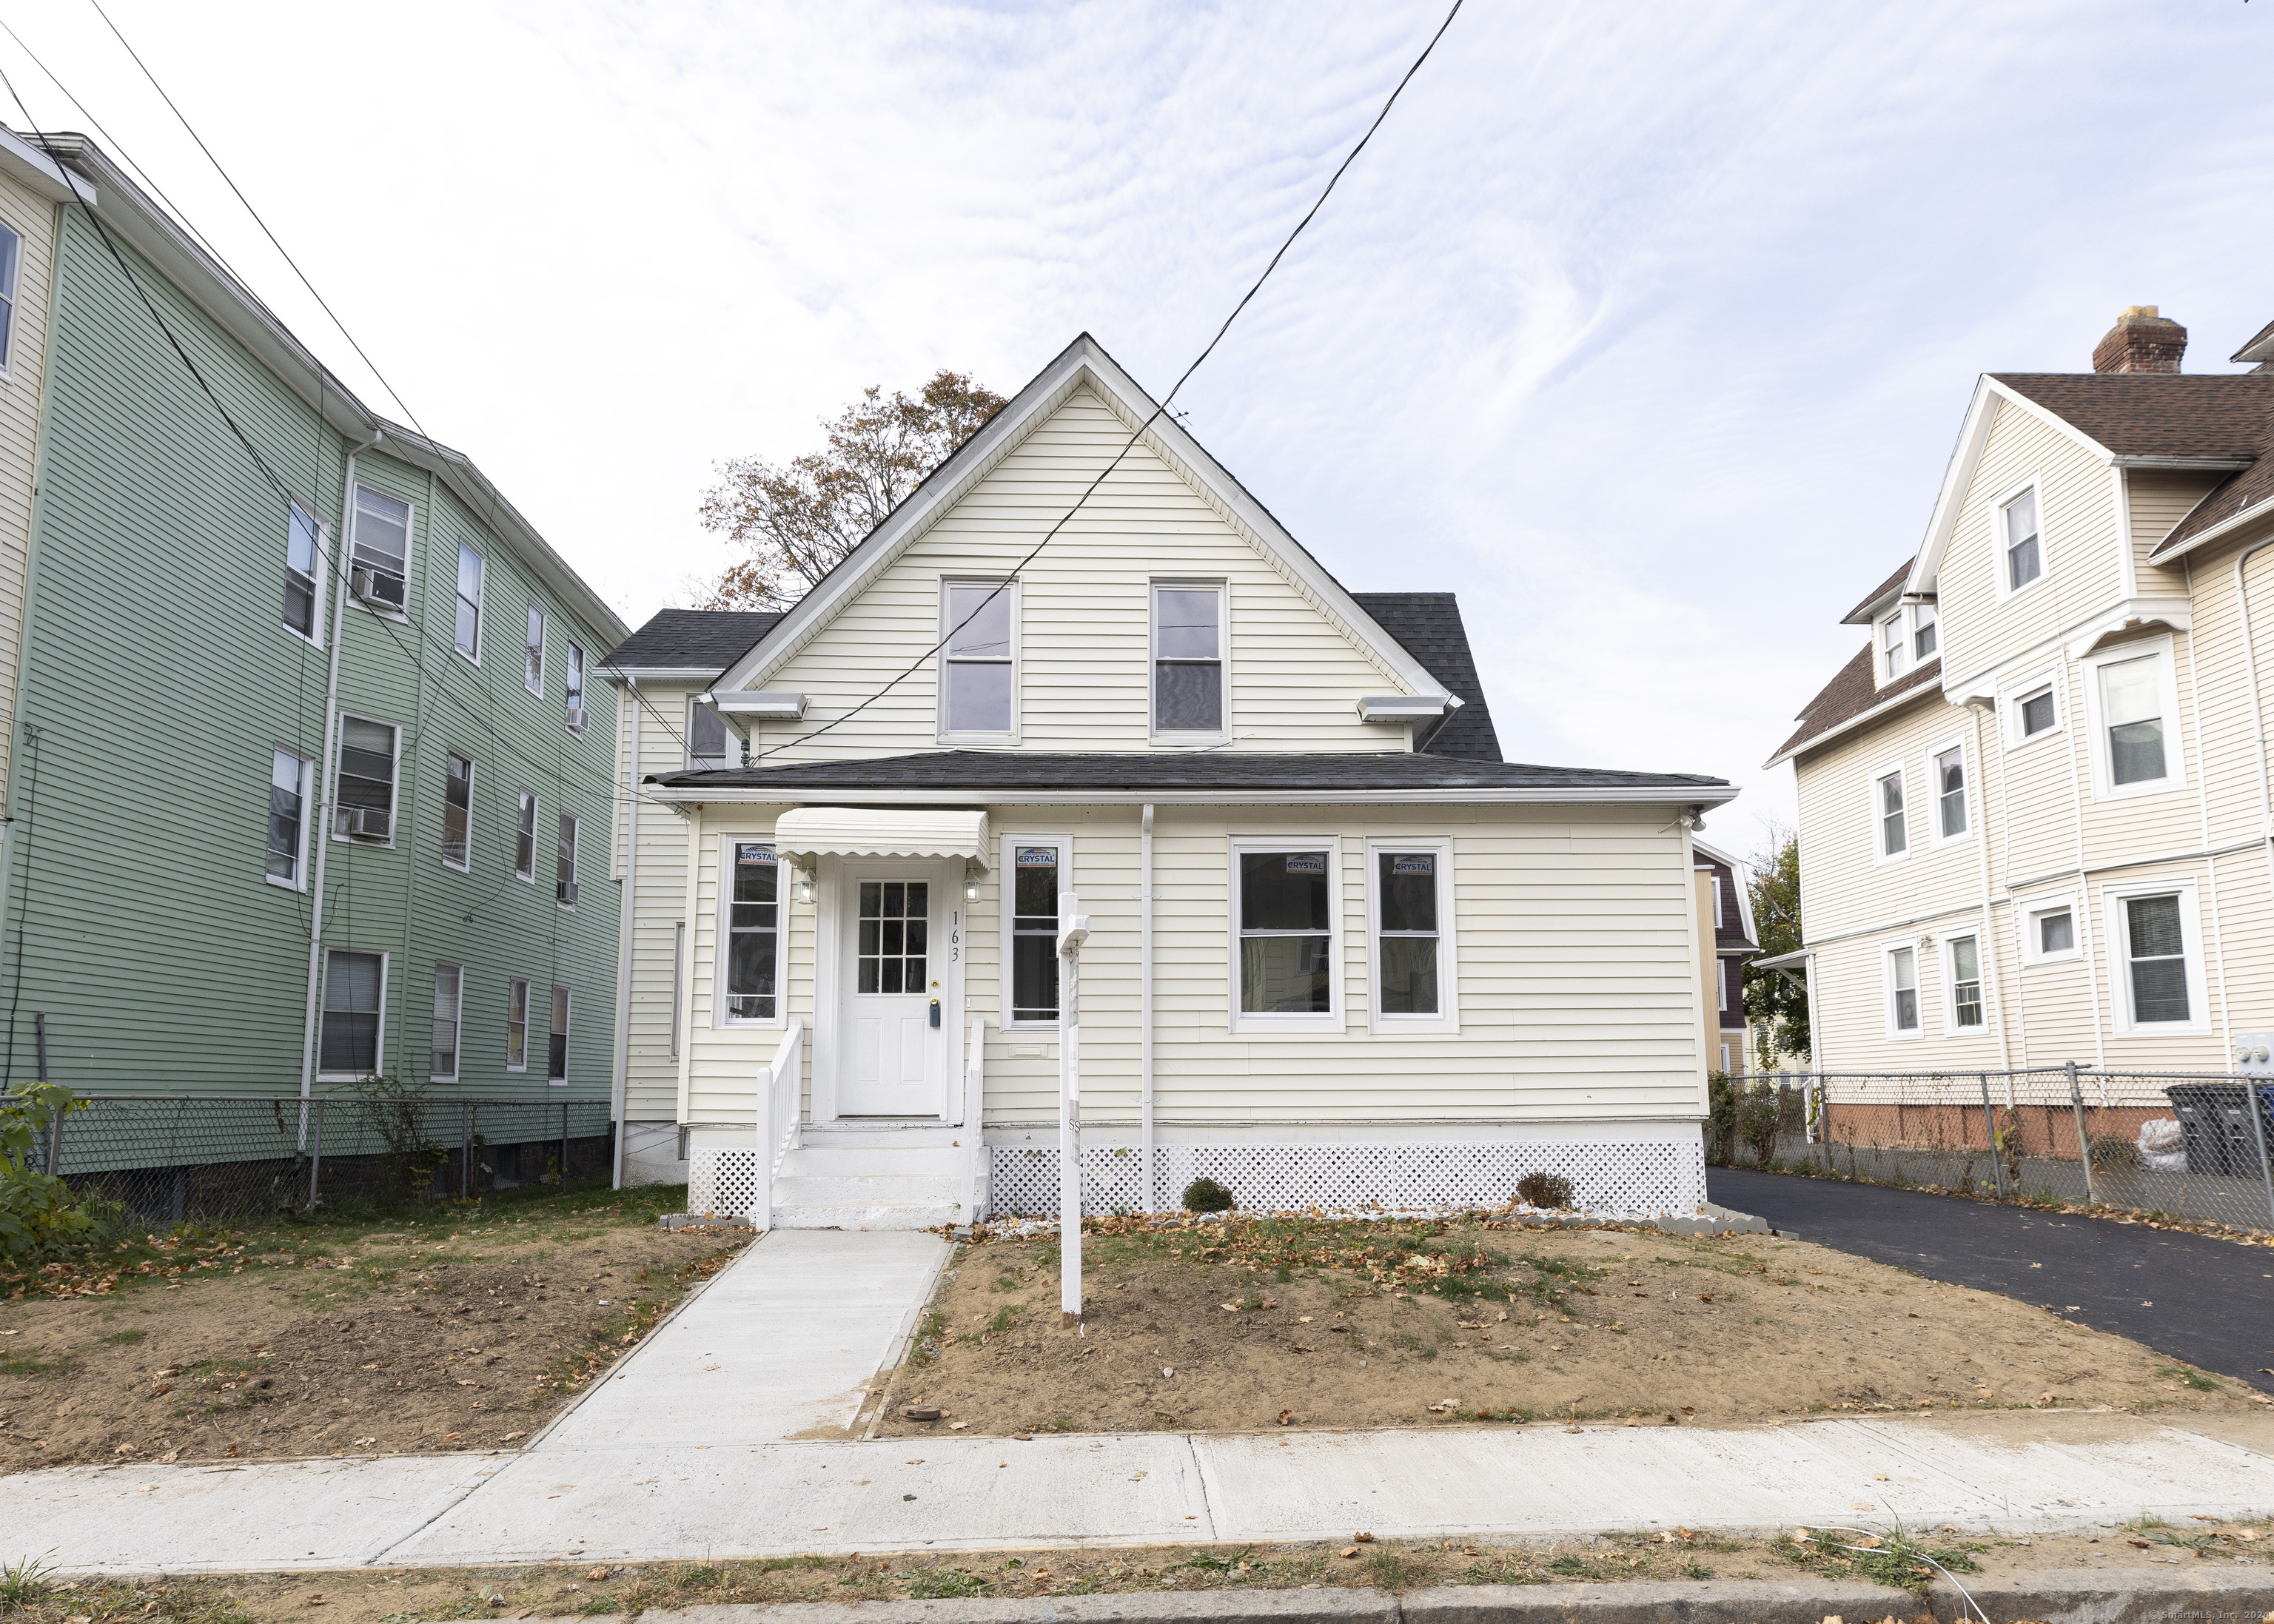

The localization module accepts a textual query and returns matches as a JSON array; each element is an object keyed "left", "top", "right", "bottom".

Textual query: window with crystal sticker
[
  {"left": 1011, "top": 846, "right": 1059, "bottom": 1023},
  {"left": 1240, "top": 851, "right": 1332, "bottom": 1013},
  {"left": 942, "top": 582, "right": 1013, "bottom": 735},
  {"left": 1153, "top": 585, "right": 1223, "bottom": 733},
  {"left": 725, "top": 842, "right": 778, "bottom": 1021},
  {"left": 857, "top": 880, "right": 929, "bottom": 995},
  {"left": 1376, "top": 852, "right": 1440, "bottom": 1016}
]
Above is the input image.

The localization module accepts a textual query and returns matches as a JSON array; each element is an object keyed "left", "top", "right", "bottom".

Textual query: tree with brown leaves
[{"left": 694, "top": 369, "right": 1007, "bottom": 610}]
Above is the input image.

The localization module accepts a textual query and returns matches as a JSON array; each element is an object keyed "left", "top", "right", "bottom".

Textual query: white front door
[{"left": 838, "top": 870, "right": 945, "bottom": 1116}]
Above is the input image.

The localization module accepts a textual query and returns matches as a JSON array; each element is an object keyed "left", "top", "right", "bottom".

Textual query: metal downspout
[
  {"left": 611, "top": 676, "right": 640, "bottom": 1189},
  {"left": 1139, "top": 802, "right": 1154, "bottom": 1212},
  {"left": 298, "top": 432, "right": 380, "bottom": 1131},
  {"left": 1965, "top": 701, "right": 2013, "bottom": 1072}
]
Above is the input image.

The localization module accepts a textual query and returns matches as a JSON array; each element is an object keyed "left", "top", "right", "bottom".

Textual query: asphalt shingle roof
[
  {"left": 651, "top": 751, "right": 1723, "bottom": 796},
  {"left": 602, "top": 609, "right": 782, "bottom": 674},
  {"left": 1349, "top": 592, "right": 1502, "bottom": 761},
  {"left": 1769, "top": 645, "right": 1942, "bottom": 765},
  {"left": 1991, "top": 372, "right": 2274, "bottom": 461}
]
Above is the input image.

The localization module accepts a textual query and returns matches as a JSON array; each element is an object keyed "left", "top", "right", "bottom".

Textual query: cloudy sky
[{"left": 6, "top": 0, "right": 2270, "bottom": 856}]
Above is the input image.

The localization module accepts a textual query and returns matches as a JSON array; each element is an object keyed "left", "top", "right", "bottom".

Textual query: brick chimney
[{"left": 2093, "top": 306, "right": 2187, "bottom": 374}]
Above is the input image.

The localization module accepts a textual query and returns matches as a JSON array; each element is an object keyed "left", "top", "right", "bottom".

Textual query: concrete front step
[
  {"left": 779, "top": 1144, "right": 964, "bottom": 1178},
  {"left": 774, "top": 1172, "right": 961, "bottom": 1203},
  {"left": 768, "top": 1200, "right": 961, "bottom": 1231}
]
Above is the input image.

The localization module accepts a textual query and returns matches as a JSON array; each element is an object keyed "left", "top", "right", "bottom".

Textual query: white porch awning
[{"left": 771, "top": 806, "right": 990, "bottom": 871}]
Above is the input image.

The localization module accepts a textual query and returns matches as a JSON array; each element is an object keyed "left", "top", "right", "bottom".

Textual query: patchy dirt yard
[
  {"left": 0, "top": 1187, "right": 745, "bottom": 1472},
  {"left": 2, "top": 1513, "right": 2267, "bottom": 1623},
  {"left": 876, "top": 1215, "right": 2261, "bottom": 1437}
]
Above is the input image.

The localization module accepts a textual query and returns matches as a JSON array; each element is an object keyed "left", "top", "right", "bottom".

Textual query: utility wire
[{"left": 747, "top": 0, "right": 1463, "bottom": 762}]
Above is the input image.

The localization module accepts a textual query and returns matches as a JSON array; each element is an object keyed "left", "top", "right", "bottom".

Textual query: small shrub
[
  {"left": 1, "top": 1081, "right": 95, "bottom": 1265},
  {"left": 1516, "top": 1171, "right": 1574, "bottom": 1210},
  {"left": 0, "top": 1554, "right": 56, "bottom": 1607},
  {"left": 906, "top": 1570, "right": 986, "bottom": 1599},
  {"left": 1182, "top": 1176, "right": 1234, "bottom": 1213}
]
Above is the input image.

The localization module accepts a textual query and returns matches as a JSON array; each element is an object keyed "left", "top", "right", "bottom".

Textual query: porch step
[
  {"left": 774, "top": 1172, "right": 960, "bottom": 1205},
  {"left": 780, "top": 1143, "right": 962, "bottom": 1178},
  {"left": 769, "top": 1199, "right": 961, "bottom": 1231}
]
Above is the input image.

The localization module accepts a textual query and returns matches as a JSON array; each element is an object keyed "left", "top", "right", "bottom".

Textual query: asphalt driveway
[{"left": 1708, "top": 1167, "right": 2274, "bottom": 1394}]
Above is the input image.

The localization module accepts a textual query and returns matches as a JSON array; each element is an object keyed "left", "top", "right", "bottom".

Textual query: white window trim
[
  {"left": 1877, "top": 610, "right": 1908, "bottom": 684},
  {"left": 1926, "top": 734, "right": 1972, "bottom": 850},
  {"left": 1150, "top": 577, "right": 1231, "bottom": 744},
  {"left": 1228, "top": 835, "right": 1344, "bottom": 1036},
  {"left": 1364, "top": 837, "right": 1458, "bottom": 1034},
  {"left": 348, "top": 482, "right": 414, "bottom": 623},
  {"left": 715, "top": 835, "right": 786, "bottom": 1030},
  {"left": 2001, "top": 667, "right": 2064, "bottom": 750},
  {"left": 1868, "top": 759, "right": 1909, "bottom": 865},
  {"left": 2101, "top": 877, "right": 2210, "bottom": 1038},
  {"left": 936, "top": 576, "right": 1021, "bottom": 745},
  {"left": 452, "top": 541, "right": 485, "bottom": 665},
  {"left": 0, "top": 218, "right": 19, "bottom": 376},
  {"left": 524, "top": 604, "right": 547, "bottom": 697},
  {"left": 1911, "top": 601, "right": 1939, "bottom": 664},
  {"left": 514, "top": 790, "right": 537, "bottom": 883},
  {"left": 1880, "top": 938, "right": 1924, "bottom": 1041},
  {"left": 331, "top": 711, "right": 401, "bottom": 850},
  {"left": 506, "top": 976, "right": 531, "bottom": 1073},
  {"left": 1710, "top": 873, "right": 1724, "bottom": 928},
  {"left": 999, "top": 831, "right": 1072, "bottom": 1031},
  {"left": 2080, "top": 633, "right": 2185, "bottom": 802},
  {"left": 441, "top": 751, "right": 474, "bottom": 873},
  {"left": 1993, "top": 474, "right": 2047, "bottom": 603},
  {"left": 1939, "top": 931, "right": 1989, "bottom": 1040},
  {"left": 317, "top": 948, "right": 389, "bottom": 1081},
  {"left": 265, "top": 747, "right": 314, "bottom": 891},
  {"left": 432, "top": 962, "right": 465, "bottom": 1083},
  {"left": 2017, "top": 890, "right": 2082, "bottom": 966}
]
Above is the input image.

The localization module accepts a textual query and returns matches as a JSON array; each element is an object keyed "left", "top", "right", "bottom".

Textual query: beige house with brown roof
[{"left": 1767, "top": 306, "right": 2274, "bottom": 1076}]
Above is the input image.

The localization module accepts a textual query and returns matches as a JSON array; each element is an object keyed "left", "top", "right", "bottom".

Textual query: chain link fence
[
  {"left": 27, "top": 1095, "right": 615, "bottom": 1225},
  {"left": 1723, "top": 1065, "right": 2274, "bottom": 1233}
]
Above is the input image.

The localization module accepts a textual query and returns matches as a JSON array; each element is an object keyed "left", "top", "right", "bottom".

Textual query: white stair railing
[
  {"left": 961, "top": 1016, "right": 987, "bottom": 1224},
  {"left": 751, "top": 1019, "right": 804, "bottom": 1229}
]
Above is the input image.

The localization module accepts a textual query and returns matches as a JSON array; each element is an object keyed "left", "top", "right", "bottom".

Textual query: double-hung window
[
  {"left": 1234, "top": 844, "right": 1338, "bottom": 1028},
  {"left": 722, "top": 840, "right": 779, "bottom": 1023},
  {"left": 1885, "top": 944, "right": 1920, "bottom": 1036},
  {"left": 514, "top": 791, "right": 537, "bottom": 880},
  {"left": 1932, "top": 745, "right": 1968, "bottom": 841},
  {"left": 454, "top": 543, "right": 485, "bottom": 658},
  {"left": 2002, "top": 486, "right": 2042, "bottom": 592},
  {"left": 1874, "top": 767, "right": 1907, "bottom": 859},
  {"left": 432, "top": 964, "right": 463, "bottom": 1081},
  {"left": 266, "top": 749, "right": 311, "bottom": 886},
  {"left": 0, "top": 219, "right": 18, "bottom": 370},
  {"left": 1879, "top": 613, "right": 1906, "bottom": 680},
  {"left": 1153, "top": 583, "right": 1225, "bottom": 736},
  {"left": 557, "top": 813, "right": 580, "bottom": 906},
  {"left": 1004, "top": 839, "right": 1064, "bottom": 1026},
  {"left": 284, "top": 503, "right": 321, "bottom": 639},
  {"left": 939, "top": 580, "right": 1015, "bottom": 739},
  {"left": 349, "top": 485, "right": 411, "bottom": 611},
  {"left": 2112, "top": 889, "right": 2198, "bottom": 1029},
  {"left": 548, "top": 987, "right": 570, "bottom": 1082},
  {"left": 1912, "top": 602, "right": 1938, "bottom": 662},
  {"left": 442, "top": 752, "right": 474, "bottom": 870},
  {"left": 335, "top": 716, "right": 398, "bottom": 842},
  {"left": 1945, "top": 936, "right": 1983, "bottom": 1030},
  {"left": 506, "top": 979, "right": 530, "bottom": 1072},
  {"left": 320, "top": 949, "right": 385, "bottom": 1077},
  {"left": 688, "top": 702, "right": 732, "bottom": 770},
  {"left": 524, "top": 605, "right": 546, "bottom": 694},
  {"left": 1369, "top": 842, "right": 1452, "bottom": 1030},
  {"left": 2101, "top": 652, "right": 2168, "bottom": 790},
  {"left": 566, "top": 643, "right": 586, "bottom": 731}
]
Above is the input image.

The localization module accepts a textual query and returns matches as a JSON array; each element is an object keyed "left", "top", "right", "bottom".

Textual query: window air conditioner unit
[
  {"left": 338, "top": 806, "right": 392, "bottom": 840},
  {"left": 557, "top": 881, "right": 580, "bottom": 907},
  {"left": 351, "top": 566, "right": 405, "bottom": 609},
  {"left": 564, "top": 705, "right": 586, "bottom": 732}
]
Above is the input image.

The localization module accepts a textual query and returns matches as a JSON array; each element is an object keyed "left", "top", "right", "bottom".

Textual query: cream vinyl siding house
[
  {"left": 608, "top": 335, "right": 1733, "bottom": 1226},
  {"left": 1770, "top": 307, "right": 2274, "bottom": 1080}
]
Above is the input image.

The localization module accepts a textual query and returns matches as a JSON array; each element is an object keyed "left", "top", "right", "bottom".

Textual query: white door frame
[{"left": 809, "top": 854, "right": 967, "bottom": 1123}]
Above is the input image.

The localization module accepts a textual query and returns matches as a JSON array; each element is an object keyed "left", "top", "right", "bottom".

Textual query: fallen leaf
[
  {"left": 457, "top": 1380, "right": 478, "bottom": 1387},
  {"left": 1354, "top": 1531, "right": 1375, "bottom": 1543},
  {"left": 498, "top": 1432, "right": 523, "bottom": 1443},
  {"left": 1338, "top": 1547, "right": 1360, "bottom": 1560},
  {"left": 1276, "top": 1409, "right": 1295, "bottom": 1426},
  {"left": 948, "top": 1421, "right": 970, "bottom": 1431},
  {"left": 1298, "top": 1316, "right": 1312, "bottom": 1323},
  {"left": 1873, "top": 1473, "right": 1888, "bottom": 1481},
  {"left": 905, "top": 1458, "right": 924, "bottom": 1465},
  {"left": 135, "top": 1484, "right": 157, "bottom": 1493},
  {"left": 2029, "top": 1261, "right": 2041, "bottom": 1268},
  {"left": 2127, "top": 1538, "right": 2150, "bottom": 1548},
  {"left": 585, "top": 1568, "right": 611, "bottom": 1583}
]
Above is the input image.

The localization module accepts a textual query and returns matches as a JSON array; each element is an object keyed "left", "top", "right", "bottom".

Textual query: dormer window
[
  {"left": 1912, "top": 603, "right": 1937, "bottom": 661},
  {"left": 1879, "top": 613, "right": 1906, "bottom": 680},
  {"left": 2003, "top": 486, "right": 2042, "bottom": 591}
]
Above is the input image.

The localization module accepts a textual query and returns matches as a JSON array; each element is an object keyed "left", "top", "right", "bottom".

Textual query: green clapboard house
[{"left": 0, "top": 133, "right": 625, "bottom": 1188}]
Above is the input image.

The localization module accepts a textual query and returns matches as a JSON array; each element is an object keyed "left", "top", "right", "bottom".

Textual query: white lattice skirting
[
  {"left": 987, "top": 1139, "right": 1706, "bottom": 1221},
  {"left": 688, "top": 1150, "right": 759, "bottom": 1219}
]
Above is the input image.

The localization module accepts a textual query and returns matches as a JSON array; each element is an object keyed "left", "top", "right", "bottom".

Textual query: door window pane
[
  {"left": 432, "top": 964, "right": 463, "bottom": 1080},
  {"left": 725, "top": 842, "right": 779, "bottom": 1021},
  {"left": 267, "top": 750, "right": 308, "bottom": 882},
  {"left": 1375, "top": 852, "right": 1439, "bottom": 1016},
  {"left": 1240, "top": 851, "right": 1331, "bottom": 1013},
  {"left": 443, "top": 752, "right": 472, "bottom": 868},
  {"left": 321, "top": 950, "right": 383, "bottom": 1075},
  {"left": 1154, "top": 585, "right": 1224, "bottom": 731},
  {"left": 2126, "top": 895, "right": 2190, "bottom": 1022},
  {"left": 1889, "top": 946, "right": 1918, "bottom": 1031},
  {"left": 856, "top": 881, "right": 930, "bottom": 996},
  {"left": 2102, "top": 655, "right": 2167, "bottom": 785},
  {"left": 1011, "top": 846, "right": 1060, "bottom": 1021},
  {"left": 1950, "top": 936, "right": 1982, "bottom": 1027}
]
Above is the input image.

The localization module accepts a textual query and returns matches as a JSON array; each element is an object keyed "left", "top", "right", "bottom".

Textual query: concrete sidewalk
[{"left": 12, "top": 1412, "right": 2274, "bottom": 1574}]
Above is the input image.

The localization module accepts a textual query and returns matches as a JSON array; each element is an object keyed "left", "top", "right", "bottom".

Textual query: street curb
[{"left": 1925, "top": 1563, "right": 2274, "bottom": 1622}]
